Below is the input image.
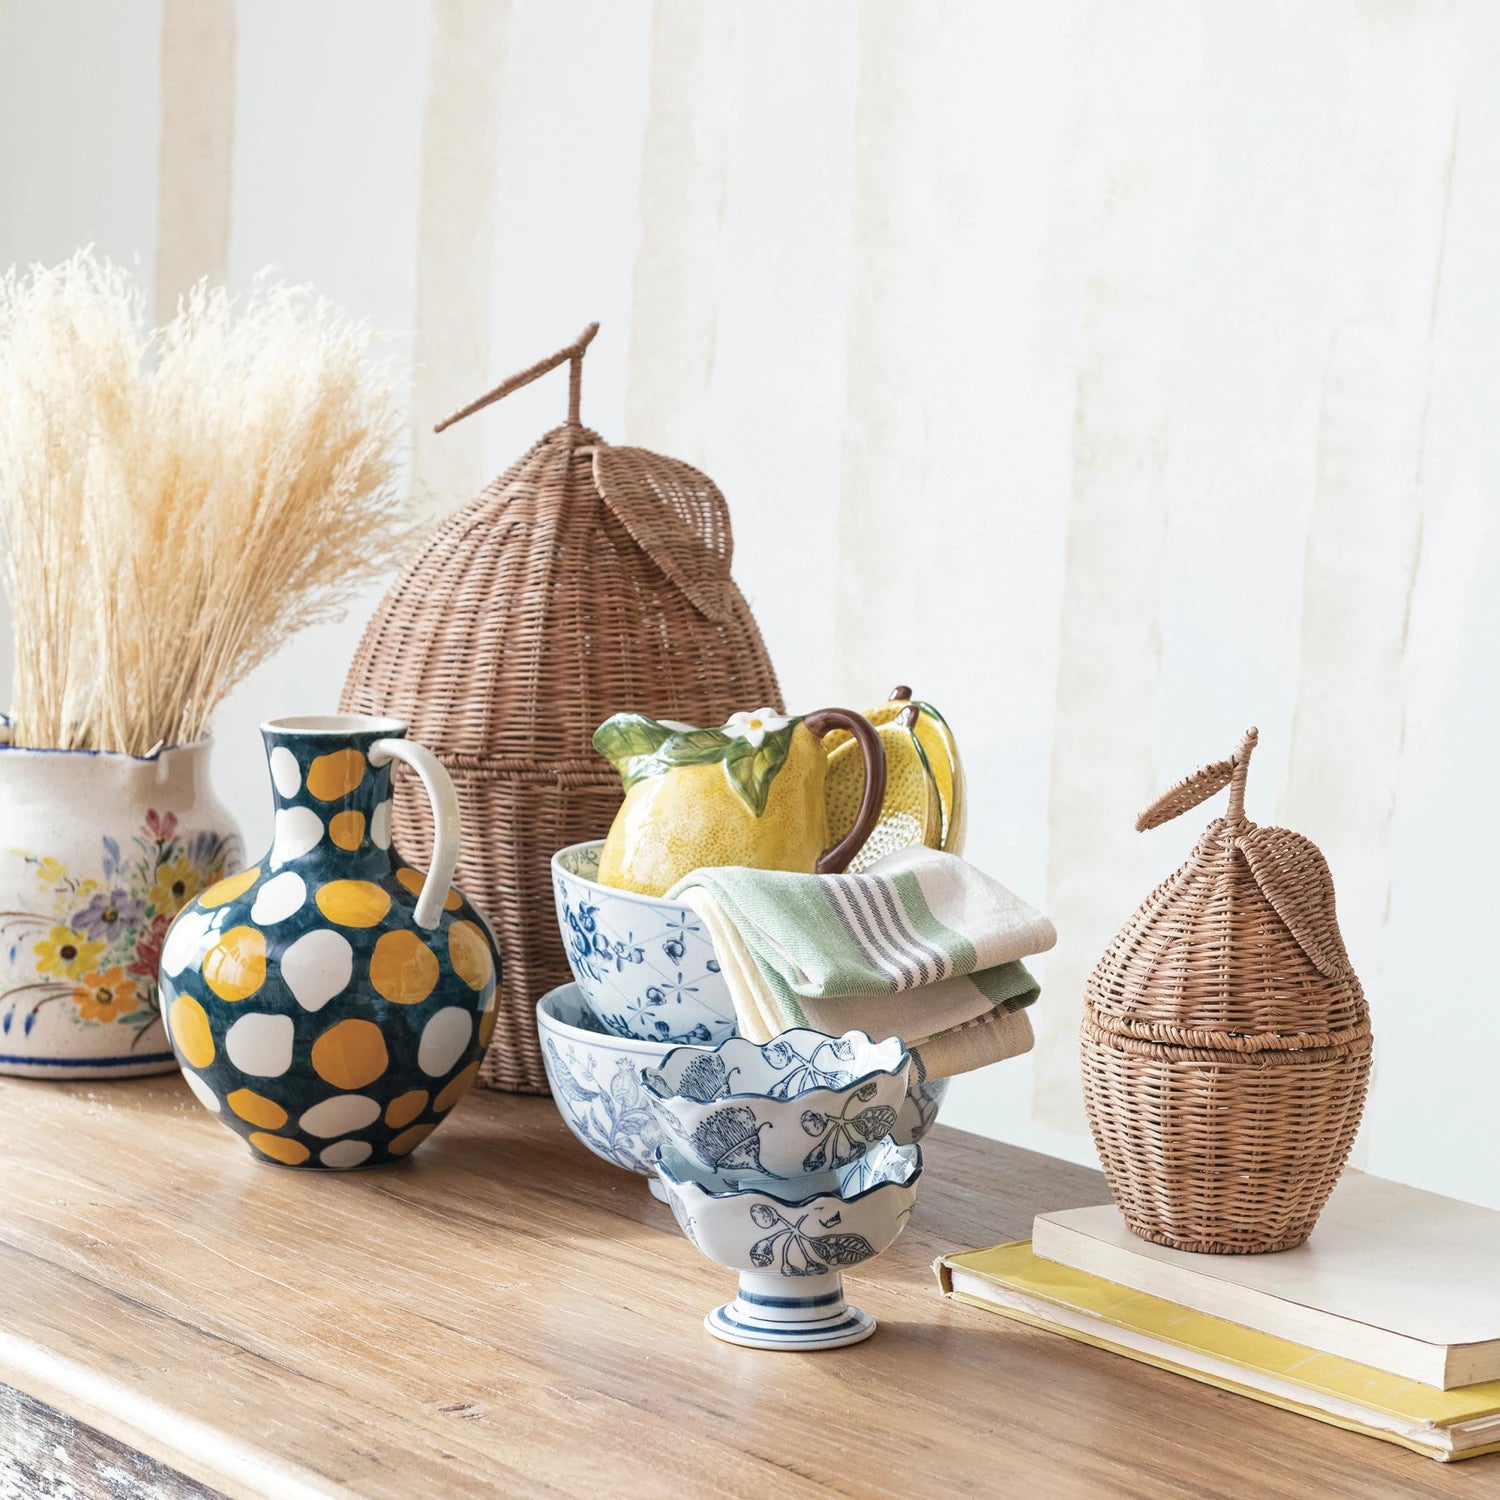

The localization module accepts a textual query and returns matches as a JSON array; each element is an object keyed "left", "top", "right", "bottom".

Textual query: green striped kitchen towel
[{"left": 669, "top": 846, "right": 1056, "bottom": 1080}]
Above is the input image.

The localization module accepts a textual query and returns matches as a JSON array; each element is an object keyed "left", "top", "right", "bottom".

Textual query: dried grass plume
[{"left": 0, "top": 252, "right": 407, "bottom": 755}]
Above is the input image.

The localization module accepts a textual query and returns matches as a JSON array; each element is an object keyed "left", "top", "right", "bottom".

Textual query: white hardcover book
[{"left": 1033, "top": 1172, "right": 1500, "bottom": 1390}]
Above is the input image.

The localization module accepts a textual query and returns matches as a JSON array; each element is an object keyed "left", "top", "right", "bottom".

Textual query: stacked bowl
[
  {"left": 539, "top": 840, "right": 947, "bottom": 1193},
  {"left": 644, "top": 1030, "right": 924, "bottom": 1349}
]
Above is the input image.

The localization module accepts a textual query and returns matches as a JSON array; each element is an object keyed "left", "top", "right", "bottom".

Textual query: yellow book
[{"left": 935, "top": 1242, "right": 1500, "bottom": 1463}]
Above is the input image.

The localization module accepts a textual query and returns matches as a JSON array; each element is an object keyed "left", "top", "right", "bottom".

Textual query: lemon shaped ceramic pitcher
[
  {"left": 593, "top": 708, "right": 887, "bottom": 897},
  {"left": 159, "top": 715, "right": 501, "bottom": 1168}
]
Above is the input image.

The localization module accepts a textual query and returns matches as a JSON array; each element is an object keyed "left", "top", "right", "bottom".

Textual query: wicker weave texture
[
  {"left": 1081, "top": 728, "right": 1372, "bottom": 1254},
  {"left": 341, "top": 328, "right": 781, "bottom": 1092}
]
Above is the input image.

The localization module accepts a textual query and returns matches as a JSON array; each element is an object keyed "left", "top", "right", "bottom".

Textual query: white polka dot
[
  {"left": 272, "top": 806, "right": 324, "bottom": 863},
  {"left": 183, "top": 1069, "right": 220, "bottom": 1113},
  {"left": 320, "top": 1139, "right": 372, "bottom": 1169},
  {"left": 161, "top": 908, "right": 213, "bottom": 978},
  {"left": 278, "top": 928, "right": 353, "bottom": 1011},
  {"left": 480, "top": 982, "right": 496, "bottom": 1014},
  {"left": 371, "top": 799, "right": 392, "bottom": 850},
  {"left": 299, "top": 1094, "right": 381, "bottom": 1138},
  {"left": 269, "top": 745, "right": 301, "bottom": 798},
  {"left": 418, "top": 1007, "right": 473, "bottom": 1077},
  {"left": 225, "top": 1012, "right": 295, "bottom": 1077},
  {"left": 250, "top": 870, "right": 306, "bottom": 925}
]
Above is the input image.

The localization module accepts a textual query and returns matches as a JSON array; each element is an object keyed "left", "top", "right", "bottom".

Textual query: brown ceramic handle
[{"left": 803, "top": 708, "right": 886, "bottom": 875}]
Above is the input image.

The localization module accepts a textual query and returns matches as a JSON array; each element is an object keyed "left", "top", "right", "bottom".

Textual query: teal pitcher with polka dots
[{"left": 158, "top": 715, "right": 501, "bottom": 1168}]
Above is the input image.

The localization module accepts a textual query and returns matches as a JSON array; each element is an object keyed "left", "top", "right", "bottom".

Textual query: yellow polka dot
[
  {"left": 315, "top": 879, "right": 391, "bottom": 928},
  {"left": 202, "top": 925, "right": 266, "bottom": 1002},
  {"left": 368, "top": 929, "right": 439, "bottom": 1005},
  {"left": 311, "top": 1018, "right": 388, "bottom": 1089},
  {"left": 199, "top": 866, "right": 261, "bottom": 908},
  {"left": 477, "top": 1004, "right": 497, "bottom": 1050},
  {"left": 249, "top": 1132, "right": 310, "bottom": 1165},
  {"left": 328, "top": 811, "right": 365, "bottom": 851},
  {"left": 395, "top": 866, "right": 462, "bottom": 912},
  {"left": 385, "top": 1089, "right": 428, "bottom": 1128},
  {"left": 306, "top": 748, "right": 367, "bottom": 801},
  {"left": 446, "top": 921, "right": 493, "bottom": 991},
  {"left": 170, "top": 995, "right": 214, "bottom": 1069},
  {"left": 434, "top": 1061, "right": 479, "bottom": 1113},
  {"left": 388, "top": 1123, "right": 435, "bottom": 1157},
  {"left": 228, "top": 1088, "right": 287, "bottom": 1129}
]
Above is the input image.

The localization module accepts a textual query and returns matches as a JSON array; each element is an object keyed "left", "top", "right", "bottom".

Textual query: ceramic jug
[
  {"left": 159, "top": 715, "right": 500, "bottom": 1168},
  {"left": 0, "top": 740, "right": 240, "bottom": 1079},
  {"left": 592, "top": 707, "right": 887, "bottom": 897}
]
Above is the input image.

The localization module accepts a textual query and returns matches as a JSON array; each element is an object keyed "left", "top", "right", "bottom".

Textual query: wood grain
[
  {"left": 0, "top": 1077, "right": 1483, "bottom": 1499},
  {"left": 1, "top": 1384, "right": 223, "bottom": 1500}
]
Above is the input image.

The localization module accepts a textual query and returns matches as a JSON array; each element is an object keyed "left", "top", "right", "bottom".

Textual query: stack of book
[{"left": 935, "top": 1174, "right": 1500, "bottom": 1462}]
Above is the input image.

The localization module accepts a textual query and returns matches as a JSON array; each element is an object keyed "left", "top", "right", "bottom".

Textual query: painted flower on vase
[
  {"left": 0, "top": 810, "right": 236, "bottom": 1045},
  {"left": 71, "top": 966, "right": 142, "bottom": 1024},
  {"left": 73, "top": 887, "right": 146, "bottom": 943},
  {"left": 34, "top": 925, "right": 106, "bottom": 980},
  {"left": 129, "top": 911, "right": 173, "bottom": 982},
  {"left": 148, "top": 857, "right": 203, "bottom": 914}
]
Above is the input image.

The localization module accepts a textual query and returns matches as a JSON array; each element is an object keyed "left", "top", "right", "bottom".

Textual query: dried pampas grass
[{"left": 0, "top": 251, "right": 407, "bottom": 756}]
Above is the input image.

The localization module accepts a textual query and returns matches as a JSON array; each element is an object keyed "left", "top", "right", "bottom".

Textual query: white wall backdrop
[{"left": 2, "top": 0, "right": 1496, "bottom": 1209}]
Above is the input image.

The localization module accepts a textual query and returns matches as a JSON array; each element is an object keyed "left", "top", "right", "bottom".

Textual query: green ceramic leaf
[
  {"left": 721, "top": 724, "right": 795, "bottom": 817},
  {"left": 592, "top": 714, "right": 675, "bottom": 770},
  {"left": 595, "top": 713, "right": 800, "bottom": 806},
  {"left": 658, "top": 728, "right": 735, "bottom": 763}
]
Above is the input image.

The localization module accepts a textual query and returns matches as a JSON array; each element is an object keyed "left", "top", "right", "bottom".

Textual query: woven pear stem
[
  {"left": 434, "top": 321, "right": 600, "bottom": 434},
  {"left": 1225, "top": 726, "right": 1258, "bottom": 826},
  {"left": 1136, "top": 724, "right": 1261, "bottom": 832}
]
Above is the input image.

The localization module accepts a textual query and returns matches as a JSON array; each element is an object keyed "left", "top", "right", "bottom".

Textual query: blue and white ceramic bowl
[
  {"left": 536, "top": 981, "right": 689, "bottom": 1194},
  {"left": 551, "top": 840, "right": 735, "bottom": 1045},
  {"left": 642, "top": 1029, "right": 911, "bottom": 1180},
  {"left": 538, "top": 985, "right": 948, "bottom": 1198},
  {"left": 655, "top": 1136, "right": 923, "bottom": 1350}
]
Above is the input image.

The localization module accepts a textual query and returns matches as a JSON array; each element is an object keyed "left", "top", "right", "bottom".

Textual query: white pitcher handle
[{"left": 369, "top": 738, "right": 459, "bottom": 930}]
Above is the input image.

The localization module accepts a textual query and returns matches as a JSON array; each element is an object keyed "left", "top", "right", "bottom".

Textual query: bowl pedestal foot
[{"left": 705, "top": 1272, "right": 875, "bottom": 1351}]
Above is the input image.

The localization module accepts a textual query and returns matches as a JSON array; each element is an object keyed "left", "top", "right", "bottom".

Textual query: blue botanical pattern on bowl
[
  {"left": 641, "top": 1028, "right": 910, "bottom": 1179},
  {"left": 537, "top": 981, "right": 695, "bottom": 1178},
  {"left": 654, "top": 1136, "right": 922, "bottom": 1276},
  {"left": 897, "top": 1073, "right": 950, "bottom": 1145},
  {"left": 552, "top": 840, "right": 734, "bottom": 1045}
]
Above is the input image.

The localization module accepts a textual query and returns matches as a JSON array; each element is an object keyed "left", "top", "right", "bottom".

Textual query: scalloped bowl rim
[
  {"left": 654, "top": 1137, "right": 924, "bottom": 1208},
  {"left": 642, "top": 1027, "right": 911, "bottom": 1106}
]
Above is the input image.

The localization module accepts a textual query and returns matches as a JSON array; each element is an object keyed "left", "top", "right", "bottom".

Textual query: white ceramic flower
[{"left": 722, "top": 708, "right": 789, "bottom": 750}]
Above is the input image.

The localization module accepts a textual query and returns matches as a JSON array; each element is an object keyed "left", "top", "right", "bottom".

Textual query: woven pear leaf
[
  {"left": 592, "top": 446, "right": 735, "bottom": 622},
  {"left": 1236, "top": 827, "right": 1355, "bottom": 981}
]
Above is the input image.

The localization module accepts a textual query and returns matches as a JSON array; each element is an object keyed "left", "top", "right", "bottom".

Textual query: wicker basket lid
[
  {"left": 344, "top": 324, "right": 778, "bottom": 760},
  {"left": 339, "top": 324, "right": 782, "bottom": 1092},
  {"left": 1085, "top": 728, "right": 1368, "bottom": 1054}
]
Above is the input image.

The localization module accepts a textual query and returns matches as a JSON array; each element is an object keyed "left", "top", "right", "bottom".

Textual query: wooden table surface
[{"left": 0, "top": 1077, "right": 1484, "bottom": 1500}]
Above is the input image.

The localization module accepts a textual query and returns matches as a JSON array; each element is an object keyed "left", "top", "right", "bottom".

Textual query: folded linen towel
[{"left": 669, "top": 845, "right": 1057, "bottom": 1081}]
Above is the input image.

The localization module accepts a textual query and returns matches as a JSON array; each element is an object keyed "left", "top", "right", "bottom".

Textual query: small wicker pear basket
[
  {"left": 1081, "top": 728, "right": 1372, "bottom": 1254},
  {"left": 342, "top": 325, "right": 782, "bottom": 1093}
]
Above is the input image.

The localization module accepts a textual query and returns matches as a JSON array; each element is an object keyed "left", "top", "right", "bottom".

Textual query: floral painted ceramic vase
[
  {"left": 159, "top": 715, "right": 500, "bottom": 1169},
  {"left": 0, "top": 741, "right": 240, "bottom": 1079}
]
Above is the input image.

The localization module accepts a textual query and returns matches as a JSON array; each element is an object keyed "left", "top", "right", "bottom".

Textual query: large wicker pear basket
[
  {"left": 1081, "top": 728, "right": 1372, "bottom": 1253},
  {"left": 342, "top": 325, "right": 782, "bottom": 1093}
]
